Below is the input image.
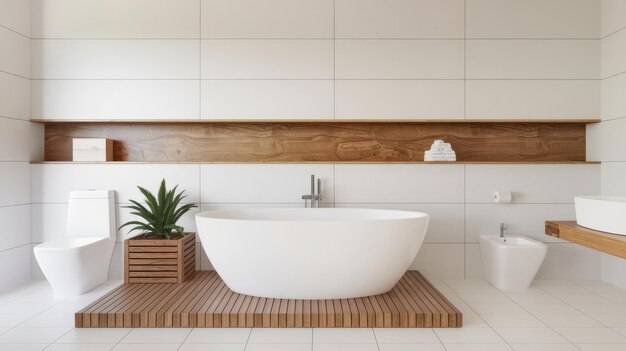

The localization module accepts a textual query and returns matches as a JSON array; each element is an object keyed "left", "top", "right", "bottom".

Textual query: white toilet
[
  {"left": 480, "top": 234, "right": 548, "bottom": 291},
  {"left": 34, "top": 190, "right": 116, "bottom": 297}
]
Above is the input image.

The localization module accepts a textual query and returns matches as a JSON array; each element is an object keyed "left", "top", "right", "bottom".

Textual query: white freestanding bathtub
[{"left": 196, "top": 208, "right": 429, "bottom": 300}]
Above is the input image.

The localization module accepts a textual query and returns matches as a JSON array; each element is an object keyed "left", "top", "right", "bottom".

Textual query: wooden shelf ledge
[
  {"left": 545, "top": 221, "right": 626, "bottom": 260},
  {"left": 42, "top": 121, "right": 589, "bottom": 163},
  {"left": 31, "top": 118, "right": 601, "bottom": 124},
  {"left": 31, "top": 161, "right": 600, "bottom": 165}
]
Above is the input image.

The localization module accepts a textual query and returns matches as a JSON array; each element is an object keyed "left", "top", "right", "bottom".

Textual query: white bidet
[{"left": 479, "top": 235, "right": 548, "bottom": 291}]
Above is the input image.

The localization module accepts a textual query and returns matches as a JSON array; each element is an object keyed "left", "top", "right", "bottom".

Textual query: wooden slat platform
[{"left": 76, "top": 271, "right": 462, "bottom": 328}]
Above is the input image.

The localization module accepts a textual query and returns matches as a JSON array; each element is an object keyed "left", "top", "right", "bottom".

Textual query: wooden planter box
[{"left": 124, "top": 232, "right": 196, "bottom": 284}]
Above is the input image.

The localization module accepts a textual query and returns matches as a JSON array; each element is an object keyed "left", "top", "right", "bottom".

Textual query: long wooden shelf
[
  {"left": 545, "top": 221, "right": 626, "bottom": 260},
  {"left": 31, "top": 118, "right": 601, "bottom": 124},
  {"left": 31, "top": 161, "right": 600, "bottom": 165},
  {"left": 42, "top": 120, "right": 588, "bottom": 163}
]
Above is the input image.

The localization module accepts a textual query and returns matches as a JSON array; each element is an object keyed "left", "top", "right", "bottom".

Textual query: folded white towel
[
  {"left": 426, "top": 149, "right": 455, "bottom": 153},
  {"left": 427, "top": 146, "right": 453, "bottom": 150},
  {"left": 425, "top": 151, "right": 456, "bottom": 156},
  {"left": 425, "top": 158, "right": 456, "bottom": 162},
  {"left": 426, "top": 140, "right": 457, "bottom": 161}
]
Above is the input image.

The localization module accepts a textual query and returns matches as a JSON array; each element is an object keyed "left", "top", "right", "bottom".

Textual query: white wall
[
  {"left": 30, "top": 163, "right": 601, "bottom": 281},
  {"left": 30, "top": 0, "right": 601, "bottom": 121},
  {"left": 588, "top": 0, "right": 626, "bottom": 289},
  {"left": 0, "top": 0, "right": 44, "bottom": 291},
  {"left": 30, "top": 0, "right": 603, "bottom": 281}
]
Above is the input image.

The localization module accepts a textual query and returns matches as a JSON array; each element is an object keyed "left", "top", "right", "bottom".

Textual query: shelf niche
[{"left": 42, "top": 121, "right": 589, "bottom": 163}]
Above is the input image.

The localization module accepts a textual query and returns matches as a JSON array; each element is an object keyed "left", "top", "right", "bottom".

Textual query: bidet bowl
[{"left": 479, "top": 235, "right": 548, "bottom": 291}]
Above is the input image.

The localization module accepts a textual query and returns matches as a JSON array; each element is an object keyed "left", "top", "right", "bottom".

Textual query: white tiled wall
[
  {"left": 31, "top": 0, "right": 601, "bottom": 121},
  {"left": 201, "top": 80, "right": 334, "bottom": 119},
  {"left": 0, "top": 0, "right": 43, "bottom": 291},
  {"left": 466, "top": 0, "right": 600, "bottom": 39},
  {"left": 0, "top": 27, "right": 30, "bottom": 78},
  {"left": 31, "top": 163, "right": 601, "bottom": 281},
  {"left": 466, "top": 40, "right": 599, "bottom": 80},
  {"left": 335, "top": 80, "right": 465, "bottom": 119},
  {"left": 588, "top": 0, "right": 626, "bottom": 289},
  {"left": 201, "top": 40, "right": 333, "bottom": 79},
  {"left": 601, "top": 28, "right": 626, "bottom": 79},
  {"left": 32, "top": 80, "right": 200, "bottom": 120},
  {"left": 31, "top": 40, "right": 200, "bottom": 79},
  {"left": 201, "top": 0, "right": 334, "bottom": 38},
  {"left": 0, "top": 0, "right": 31, "bottom": 37},
  {"left": 335, "top": 40, "right": 464, "bottom": 79},
  {"left": 31, "top": 0, "right": 200, "bottom": 39},
  {"left": 466, "top": 80, "right": 600, "bottom": 120},
  {"left": 0, "top": 71, "right": 30, "bottom": 120},
  {"left": 335, "top": 0, "right": 465, "bottom": 39},
  {"left": 27, "top": 0, "right": 607, "bottom": 284}
]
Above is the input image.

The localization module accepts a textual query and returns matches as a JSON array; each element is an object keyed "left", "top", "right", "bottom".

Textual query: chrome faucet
[
  {"left": 499, "top": 223, "right": 505, "bottom": 238},
  {"left": 302, "top": 175, "right": 322, "bottom": 208}
]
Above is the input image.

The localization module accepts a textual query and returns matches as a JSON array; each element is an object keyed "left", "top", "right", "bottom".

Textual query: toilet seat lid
[{"left": 34, "top": 237, "right": 107, "bottom": 252}]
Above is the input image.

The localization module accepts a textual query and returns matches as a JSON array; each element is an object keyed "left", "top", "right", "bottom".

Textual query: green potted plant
[{"left": 121, "top": 179, "right": 197, "bottom": 284}]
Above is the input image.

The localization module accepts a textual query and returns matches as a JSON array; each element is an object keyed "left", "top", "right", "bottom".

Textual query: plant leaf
[{"left": 118, "top": 179, "right": 198, "bottom": 239}]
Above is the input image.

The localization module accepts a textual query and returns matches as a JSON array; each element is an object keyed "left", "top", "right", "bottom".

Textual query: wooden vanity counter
[{"left": 545, "top": 221, "right": 626, "bottom": 259}]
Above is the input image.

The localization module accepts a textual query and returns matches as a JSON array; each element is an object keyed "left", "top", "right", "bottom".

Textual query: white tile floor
[{"left": 1, "top": 278, "right": 626, "bottom": 350}]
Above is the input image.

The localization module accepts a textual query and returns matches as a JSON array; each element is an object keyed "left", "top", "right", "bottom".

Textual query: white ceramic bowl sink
[{"left": 575, "top": 196, "right": 626, "bottom": 236}]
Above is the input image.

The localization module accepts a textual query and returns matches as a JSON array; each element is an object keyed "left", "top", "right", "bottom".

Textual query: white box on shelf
[{"left": 72, "top": 138, "right": 113, "bottom": 162}]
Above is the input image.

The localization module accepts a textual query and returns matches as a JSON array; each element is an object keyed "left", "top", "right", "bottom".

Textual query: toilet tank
[{"left": 67, "top": 190, "right": 116, "bottom": 238}]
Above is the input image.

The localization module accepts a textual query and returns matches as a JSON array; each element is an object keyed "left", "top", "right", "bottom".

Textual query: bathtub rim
[{"left": 195, "top": 207, "right": 429, "bottom": 223}]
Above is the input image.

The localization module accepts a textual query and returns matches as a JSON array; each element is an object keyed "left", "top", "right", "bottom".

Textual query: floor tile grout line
[
  {"left": 507, "top": 283, "right": 598, "bottom": 346},
  {"left": 446, "top": 279, "right": 620, "bottom": 347},
  {"left": 108, "top": 327, "right": 134, "bottom": 350},
  {"left": 371, "top": 328, "right": 381, "bottom": 351},
  {"left": 43, "top": 324, "right": 76, "bottom": 348},
  {"left": 243, "top": 327, "right": 252, "bottom": 350},
  {"left": 176, "top": 328, "right": 193, "bottom": 351},
  {"left": 451, "top": 282, "right": 518, "bottom": 348},
  {"left": 539, "top": 280, "right": 624, "bottom": 329},
  {"left": 10, "top": 290, "right": 70, "bottom": 331}
]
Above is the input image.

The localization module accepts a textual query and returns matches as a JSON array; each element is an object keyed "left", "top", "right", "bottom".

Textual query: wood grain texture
[
  {"left": 33, "top": 119, "right": 601, "bottom": 124},
  {"left": 546, "top": 221, "right": 626, "bottom": 260},
  {"left": 76, "top": 270, "right": 462, "bottom": 328},
  {"left": 44, "top": 122, "right": 587, "bottom": 163},
  {"left": 124, "top": 233, "right": 196, "bottom": 284}
]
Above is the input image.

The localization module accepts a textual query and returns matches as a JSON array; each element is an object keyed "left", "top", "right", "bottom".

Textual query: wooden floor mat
[{"left": 76, "top": 270, "right": 462, "bottom": 328}]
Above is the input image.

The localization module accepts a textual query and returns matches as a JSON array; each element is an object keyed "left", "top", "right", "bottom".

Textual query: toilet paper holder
[{"left": 493, "top": 190, "right": 512, "bottom": 204}]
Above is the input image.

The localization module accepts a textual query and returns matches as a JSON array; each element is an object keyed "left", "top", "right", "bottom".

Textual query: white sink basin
[{"left": 575, "top": 196, "right": 626, "bottom": 236}]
